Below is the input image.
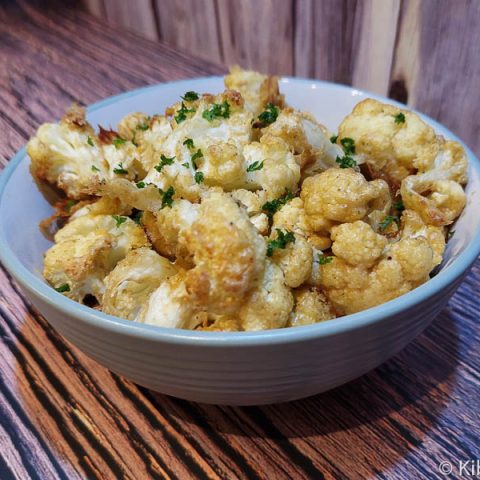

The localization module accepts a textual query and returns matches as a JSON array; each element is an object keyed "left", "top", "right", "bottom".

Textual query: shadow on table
[{"left": 144, "top": 309, "right": 459, "bottom": 473}]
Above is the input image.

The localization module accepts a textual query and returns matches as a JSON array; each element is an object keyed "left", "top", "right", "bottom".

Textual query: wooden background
[
  {"left": 1, "top": 1, "right": 480, "bottom": 479},
  {"left": 83, "top": 0, "right": 480, "bottom": 157}
]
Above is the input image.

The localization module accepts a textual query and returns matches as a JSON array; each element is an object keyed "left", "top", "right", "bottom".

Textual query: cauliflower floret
[
  {"left": 244, "top": 135, "right": 300, "bottom": 200},
  {"left": 44, "top": 213, "right": 148, "bottom": 303},
  {"left": 239, "top": 260, "right": 293, "bottom": 331},
  {"left": 270, "top": 233, "right": 313, "bottom": 288},
  {"left": 301, "top": 168, "right": 390, "bottom": 230},
  {"left": 137, "top": 270, "right": 201, "bottom": 329},
  {"left": 181, "top": 191, "right": 266, "bottom": 315},
  {"left": 70, "top": 197, "right": 131, "bottom": 220},
  {"left": 102, "top": 247, "right": 178, "bottom": 320},
  {"left": 142, "top": 199, "right": 199, "bottom": 265},
  {"left": 331, "top": 221, "right": 387, "bottom": 267},
  {"left": 263, "top": 108, "right": 344, "bottom": 172},
  {"left": 288, "top": 287, "right": 335, "bottom": 327},
  {"left": 224, "top": 65, "right": 284, "bottom": 115},
  {"left": 400, "top": 142, "right": 467, "bottom": 226},
  {"left": 230, "top": 189, "right": 268, "bottom": 214},
  {"left": 338, "top": 98, "right": 440, "bottom": 185}
]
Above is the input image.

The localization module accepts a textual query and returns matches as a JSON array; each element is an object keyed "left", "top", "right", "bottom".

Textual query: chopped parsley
[
  {"left": 194, "top": 171, "right": 204, "bottom": 184},
  {"left": 317, "top": 255, "right": 333, "bottom": 265},
  {"left": 175, "top": 102, "right": 196, "bottom": 123},
  {"left": 91, "top": 165, "right": 100, "bottom": 172},
  {"left": 132, "top": 210, "right": 143, "bottom": 225},
  {"left": 113, "top": 137, "right": 126, "bottom": 148},
  {"left": 87, "top": 136, "right": 95, "bottom": 146},
  {"left": 159, "top": 186, "right": 175, "bottom": 209},
  {"left": 182, "top": 162, "right": 190, "bottom": 169},
  {"left": 136, "top": 117, "right": 151, "bottom": 131},
  {"left": 340, "top": 137, "right": 356, "bottom": 155},
  {"left": 393, "top": 200, "right": 405, "bottom": 212},
  {"left": 113, "top": 163, "right": 128, "bottom": 174},
  {"left": 394, "top": 112, "right": 406, "bottom": 124},
  {"left": 65, "top": 199, "right": 77, "bottom": 213},
  {"left": 246, "top": 161, "right": 264, "bottom": 172},
  {"left": 335, "top": 155, "right": 357, "bottom": 168},
  {"left": 112, "top": 215, "right": 128, "bottom": 228},
  {"left": 181, "top": 91, "right": 200, "bottom": 102},
  {"left": 154, "top": 154, "right": 175, "bottom": 172},
  {"left": 267, "top": 229, "right": 295, "bottom": 257},
  {"left": 202, "top": 101, "right": 230, "bottom": 121},
  {"left": 253, "top": 103, "right": 279, "bottom": 128},
  {"left": 262, "top": 190, "right": 294, "bottom": 218},
  {"left": 330, "top": 135, "right": 338, "bottom": 144},
  {"left": 183, "top": 138, "right": 195, "bottom": 149},
  {"left": 136, "top": 181, "right": 146, "bottom": 189},
  {"left": 54, "top": 283, "right": 70, "bottom": 293},
  {"left": 191, "top": 149, "right": 203, "bottom": 168},
  {"left": 379, "top": 215, "right": 400, "bottom": 231}
]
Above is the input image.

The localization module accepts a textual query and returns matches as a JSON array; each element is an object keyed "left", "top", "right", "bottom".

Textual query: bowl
[{"left": 1, "top": 77, "right": 479, "bottom": 406}]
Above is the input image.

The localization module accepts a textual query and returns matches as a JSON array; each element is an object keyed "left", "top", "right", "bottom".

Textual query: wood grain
[{"left": 1, "top": 1, "right": 480, "bottom": 479}]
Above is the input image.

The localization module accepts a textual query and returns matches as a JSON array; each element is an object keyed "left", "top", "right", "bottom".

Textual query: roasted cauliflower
[{"left": 29, "top": 68, "right": 467, "bottom": 332}]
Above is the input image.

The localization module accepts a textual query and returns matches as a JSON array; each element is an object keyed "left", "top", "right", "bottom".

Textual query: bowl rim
[{"left": 1, "top": 75, "right": 479, "bottom": 347}]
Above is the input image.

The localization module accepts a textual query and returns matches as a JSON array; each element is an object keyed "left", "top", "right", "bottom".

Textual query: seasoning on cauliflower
[
  {"left": 288, "top": 287, "right": 336, "bottom": 327},
  {"left": 102, "top": 247, "right": 178, "bottom": 320},
  {"left": 44, "top": 213, "right": 148, "bottom": 303}
]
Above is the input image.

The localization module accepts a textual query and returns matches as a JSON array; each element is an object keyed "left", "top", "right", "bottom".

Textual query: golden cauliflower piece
[
  {"left": 244, "top": 134, "right": 300, "bottom": 200},
  {"left": 263, "top": 108, "right": 344, "bottom": 173},
  {"left": 338, "top": 98, "right": 440, "bottom": 185},
  {"left": 331, "top": 221, "right": 387, "bottom": 267},
  {"left": 224, "top": 65, "right": 284, "bottom": 115},
  {"left": 239, "top": 260, "right": 293, "bottom": 331},
  {"left": 44, "top": 213, "right": 148, "bottom": 303},
  {"left": 301, "top": 168, "right": 390, "bottom": 230},
  {"left": 181, "top": 191, "right": 267, "bottom": 315},
  {"left": 288, "top": 287, "right": 335, "bottom": 327},
  {"left": 102, "top": 247, "right": 178, "bottom": 320}
]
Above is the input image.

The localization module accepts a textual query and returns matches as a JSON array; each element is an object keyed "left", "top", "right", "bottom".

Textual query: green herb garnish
[
  {"left": 175, "top": 102, "right": 196, "bottom": 123},
  {"left": 113, "top": 163, "right": 128, "bottom": 174},
  {"left": 159, "top": 186, "right": 175, "bottom": 209},
  {"left": 262, "top": 190, "right": 294, "bottom": 218},
  {"left": 182, "top": 162, "right": 190, "bottom": 169},
  {"left": 253, "top": 103, "right": 279, "bottom": 128},
  {"left": 191, "top": 149, "right": 203, "bottom": 168},
  {"left": 246, "top": 161, "right": 264, "bottom": 172},
  {"left": 136, "top": 181, "right": 146, "bottom": 189},
  {"left": 335, "top": 155, "right": 357, "bottom": 168},
  {"left": 202, "top": 101, "right": 230, "bottom": 121},
  {"left": 54, "top": 283, "right": 70, "bottom": 293},
  {"left": 317, "top": 255, "right": 333, "bottom": 265},
  {"left": 267, "top": 229, "right": 295, "bottom": 257},
  {"left": 132, "top": 210, "right": 143, "bottom": 225},
  {"left": 194, "top": 171, "right": 204, "bottom": 184},
  {"left": 393, "top": 200, "right": 404, "bottom": 212},
  {"left": 330, "top": 135, "right": 338, "bottom": 144},
  {"left": 379, "top": 215, "right": 400, "bottom": 231},
  {"left": 183, "top": 138, "right": 195, "bottom": 149},
  {"left": 340, "top": 137, "right": 356, "bottom": 155},
  {"left": 394, "top": 112, "right": 406, "bottom": 124},
  {"left": 113, "top": 137, "right": 126, "bottom": 148},
  {"left": 154, "top": 154, "right": 175, "bottom": 173},
  {"left": 112, "top": 215, "right": 128, "bottom": 228},
  {"left": 181, "top": 91, "right": 200, "bottom": 102},
  {"left": 87, "top": 136, "right": 95, "bottom": 147},
  {"left": 91, "top": 165, "right": 100, "bottom": 172}
]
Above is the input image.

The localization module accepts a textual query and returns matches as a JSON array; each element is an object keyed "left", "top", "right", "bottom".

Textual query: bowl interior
[{"left": 1, "top": 77, "right": 479, "bottom": 324}]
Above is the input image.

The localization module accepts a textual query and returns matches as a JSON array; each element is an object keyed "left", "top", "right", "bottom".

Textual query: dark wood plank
[{"left": 0, "top": 2, "right": 479, "bottom": 479}]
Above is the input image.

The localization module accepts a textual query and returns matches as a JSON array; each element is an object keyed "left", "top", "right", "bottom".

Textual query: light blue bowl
[{"left": 1, "top": 77, "right": 479, "bottom": 405}]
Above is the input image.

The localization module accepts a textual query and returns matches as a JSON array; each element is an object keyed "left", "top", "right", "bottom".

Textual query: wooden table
[{"left": 1, "top": 2, "right": 479, "bottom": 479}]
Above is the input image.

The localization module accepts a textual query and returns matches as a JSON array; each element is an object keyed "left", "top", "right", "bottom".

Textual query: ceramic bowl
[{"left": 1, "top": 77, "right": 479, "bottom": 405}]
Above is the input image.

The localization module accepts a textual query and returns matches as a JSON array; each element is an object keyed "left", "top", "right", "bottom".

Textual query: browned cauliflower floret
[
  {"left": 239, "top": 260, "right": 293, "bottom": 331},
  {"left": 44, "top": 213, "right": 148, "bottom": 303},
  {"left": 338, "top": 98, "right": 440, "bottom": 186},
  {"left": 263, "top": 108, "right": 343, "bottom": 172},
  {"left": 181, "top": 191, "right": 266, "bottom": 315},
  {"left": 331, "top": 221, "right": 387, "bottom": 267},
  {"left": 224, "top": 65, "right": 284, "bottom": 115},
  {"left": 102, "top": 247, "right": 178, "bottom": 320},
  {"left": 301, "top": 168, "right": 390, "bottom": 230},
  {"left": 270, "top": 234, "right": 313, "bottom": 288},
  {"left": 243, "top": 134, "right": 300, "bottom": 200},
  {"left": 288, "top": 287, "right": 336, "bottom": 327}
]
